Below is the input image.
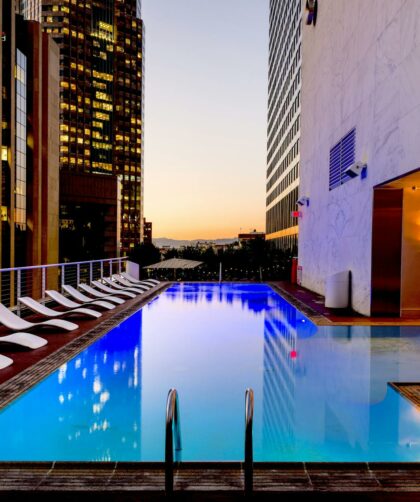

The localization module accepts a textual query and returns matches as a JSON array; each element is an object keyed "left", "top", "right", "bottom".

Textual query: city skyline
[{"left": 142, "top": 0, "right": 269, "bottom": 239}]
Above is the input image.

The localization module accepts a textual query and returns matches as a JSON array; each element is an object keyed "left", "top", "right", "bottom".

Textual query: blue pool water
[{"left": 0, "top": 283, "right": 420, "bottom": 462}]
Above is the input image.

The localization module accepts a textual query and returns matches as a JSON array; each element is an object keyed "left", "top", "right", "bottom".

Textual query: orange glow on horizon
[{"left": 151, "top": 221, "right": 265, "bottom": 241}]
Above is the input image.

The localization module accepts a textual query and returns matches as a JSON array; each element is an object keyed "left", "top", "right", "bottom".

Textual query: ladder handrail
[
  {"left": 165, "top": 388, "right": 182, "bottom": 494},
  {"left": 244, "top": 388, "right": 254, "bottom": 494}
]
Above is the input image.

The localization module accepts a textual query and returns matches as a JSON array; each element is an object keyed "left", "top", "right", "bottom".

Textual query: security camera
[
  {"left": 343, "top": 161, "right": 367, "bottom": 178},
  {"left": 296, "top": 196, "right": 310, "bottom": 207}
]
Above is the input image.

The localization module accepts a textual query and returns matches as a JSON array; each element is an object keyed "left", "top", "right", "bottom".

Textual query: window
[
  {"left": 329, "top": 128, "right": 356, "bottom": 190},
  {"left": 15, "top": 49, "right": 27, "bottom": 230}
]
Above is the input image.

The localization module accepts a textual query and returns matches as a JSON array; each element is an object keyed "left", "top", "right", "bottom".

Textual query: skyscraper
[
  {"left": 1, "top": 0, "right": 59, "bottom": 271},
  {"left": 21, "top": 0, "right": 145, "bottom": 260},
  {"left": 265, "top": 0, "right": 302, "bottom": 250}
]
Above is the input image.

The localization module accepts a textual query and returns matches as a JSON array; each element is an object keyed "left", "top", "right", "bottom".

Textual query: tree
[
  {"left": 178, "top": 246, "right": 202, "bottom": 261},
  {"left": 128, "top": 242, "right": 161, "bottom": 267},
  {"left": 164, "top": 248, "right": 179, "bottom": 259}
]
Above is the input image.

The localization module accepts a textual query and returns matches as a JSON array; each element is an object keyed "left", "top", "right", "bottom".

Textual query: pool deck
[
  {"left": 0, "top": 281, "right": 419, "bottom": 499},
  {"left": 270, "top": 282, "right": 420, "bottom": 326},
  {"left": 0, "top": 461, "right": 419, "bottom": 500}
]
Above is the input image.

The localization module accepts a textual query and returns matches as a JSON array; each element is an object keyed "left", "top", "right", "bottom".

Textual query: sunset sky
[{"left": 142, "top": 0, "right": 269, "bottom": 240}]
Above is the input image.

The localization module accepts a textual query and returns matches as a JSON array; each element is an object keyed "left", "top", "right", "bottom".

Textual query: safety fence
[{"left": 0, "top": 257, "right": 128, "bottom": 314}]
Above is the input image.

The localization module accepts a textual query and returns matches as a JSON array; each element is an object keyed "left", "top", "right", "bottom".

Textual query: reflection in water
[
  {"left": 0, "top": 284, "right": 419, "bottom": 462},
  {"left": 0, "top": 311, "right": 143, "bottom": 461},
  {"left": 165, "top": 283, "right": 270, "bottom": 313},
  {"left": 262, "top": 295, "right": 298, "bottom": 456},
  {"left": 259, "top": 316, "right": 420, "bottom": 461}
]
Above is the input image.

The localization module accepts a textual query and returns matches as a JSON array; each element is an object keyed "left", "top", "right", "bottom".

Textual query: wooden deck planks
[
  {"left": 0, "top": 462, "right": 418, "bottom": 498},
  {"left": 390, "top": 383, "right": 420, "bottom": 410},
  {"left": 174, "top": 468, "right": 243, "bottom": 491}
]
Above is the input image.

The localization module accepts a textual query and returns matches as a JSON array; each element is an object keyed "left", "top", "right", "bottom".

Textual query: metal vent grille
[{"left": 329, "top": 128, "right": 356, "bottom": 190}]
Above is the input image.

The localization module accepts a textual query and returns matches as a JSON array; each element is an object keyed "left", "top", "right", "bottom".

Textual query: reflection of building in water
[
  {"left": 262, "top": 294, "right": 298, "bottom": 455},
  {"left": 54, "top": 310, "right": 143, "bottom": 460},
  {"left": 298, "top": 326, "right": 401, "bottom": 457},
  {"left": 172, "top": 283, "right": 272, "bottom": 314}
]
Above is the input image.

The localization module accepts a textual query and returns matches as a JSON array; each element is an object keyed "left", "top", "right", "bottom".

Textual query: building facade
[
  {"left": 1, "top": 0, "right": 59, "bottom": 271},
  {"left": 21, "top": 0, "right": 145, "bottom": 260},
  {"left": 238, "top": 230, "right": 265, "bottom": 246},
  {"left": 143, "top": 218, "right": 152, "bottom": 245},
  {"left": 299, "top": 0, "right": 420, "bottom": 317},
  {"left": 265, "top": 0, "right": 302, "bottom": 251}
]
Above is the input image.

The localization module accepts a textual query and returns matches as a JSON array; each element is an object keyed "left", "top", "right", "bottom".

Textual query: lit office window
[{"left": 15, "top": 49, "right": 27, "bottom": 231}]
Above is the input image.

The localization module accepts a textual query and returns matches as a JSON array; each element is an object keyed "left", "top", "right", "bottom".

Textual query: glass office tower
[
  {"left": 265, "top": 0, "right": 302, "bottom": 250},
  {"left": 22, "top": 0, "right": 145, "bottom": 259}
]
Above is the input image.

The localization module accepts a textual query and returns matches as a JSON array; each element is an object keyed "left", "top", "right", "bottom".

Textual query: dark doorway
[{"left": 371, "top": 188, "right": 403, "bottom": 316}]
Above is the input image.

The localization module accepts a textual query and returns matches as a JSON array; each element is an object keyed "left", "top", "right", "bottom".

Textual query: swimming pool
[{"left": 0, "top": 282, "right": 419, "bottom": 462}]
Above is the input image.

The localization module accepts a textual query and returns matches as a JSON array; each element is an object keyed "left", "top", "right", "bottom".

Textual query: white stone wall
[{"left": 299, "top": 0, "right": 420, "bottom": 315}]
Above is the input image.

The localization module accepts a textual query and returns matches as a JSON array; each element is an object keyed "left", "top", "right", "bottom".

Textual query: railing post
[
  {"left": 89, "top": 262, "right": 93, "bottom": 284},
  {"left": 118, "top": 259, "right": 122, "bottom": 274},
  {"left": 41, "top": 267, "right": 46, "bottom": 303},
  {"left": 61, "top": 264, "right": 65, "bottom": 292},
  {"left": 100, "top": 261, "right": 104, "bottom": 279},
  {"left": 76, "top": 263, "right": 80, "bottom": 287},
  {"left": 10, "top": 271, "right": 15, "bottom": 310},
  {"left": 245, "top": 388, "right": 254, "bottom": 495},
  {"left": 16, "top": 269, "right": 21, "bottom": 316},
  {"left": 109, "top": 261, "right": 112, "bottom": 278}
]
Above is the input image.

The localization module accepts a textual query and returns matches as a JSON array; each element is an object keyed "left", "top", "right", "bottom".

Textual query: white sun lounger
[
  {"left": 102, "top": 277, "right": 146, "bottom": 294},
  {"left": 0, "top": 303, "right": 78, "bottom": 332},
  {"left": 90, "top": 281, "right": 136, "bottom": 299},
  {"left": 0, "top": 332, "right": 47, "bottom": 349},
  {"left": 46, "top": 290, "right": 115, "bottom": 311},
  {"left": 0, "top": 354, "right": 13, "bottom": 369},
  {"left": 142, "top": 279, "right": 160, "bottom": 286},
  {"left": 79, "top": 283, "right": 132, "bottom": 301},
  {"left": 19, "top": 297, "right": 102, "bottom": 320},
  {"left": 121, "top": 273, "right": 160, "bottom": 286},
  {"left": 112, "top": 275, "right": 152, "bottom": 290},
  {"left": 64, "top": 284, "right": 125, "bottom": 305}
]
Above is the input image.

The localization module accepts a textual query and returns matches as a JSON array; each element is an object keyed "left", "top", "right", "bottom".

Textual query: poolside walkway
[
  {"left": 0, "top": 461, "right": 419, "bottom": 500},
  {"left": 271, "top": 282, "right": 420, "bottom": 326}
]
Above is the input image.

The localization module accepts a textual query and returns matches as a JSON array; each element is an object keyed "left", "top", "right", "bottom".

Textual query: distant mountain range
[{"left": 153, "top": 237, "right": 237, "bottom": 249}]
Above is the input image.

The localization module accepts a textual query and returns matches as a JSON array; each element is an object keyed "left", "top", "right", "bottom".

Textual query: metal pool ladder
[
  {"left": 245, "top": 387, "right": 254, "bottom": 494},
  {"left": 165, "top": 388, "right": 182, "bottom": 494},
  {"left": 164, "top": 387, "right": 255, "bottom": 495}
]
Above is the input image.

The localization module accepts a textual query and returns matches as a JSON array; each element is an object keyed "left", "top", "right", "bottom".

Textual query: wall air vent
[{"left": 329, "top": 128, "right": 356, "bottom": 190}]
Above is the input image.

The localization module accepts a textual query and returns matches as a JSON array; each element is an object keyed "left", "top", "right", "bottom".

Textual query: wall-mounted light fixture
[
  {"left": 296, "top": 196, "right": 310, "bottom": 207},
  {"left": 306, "top": 0, "right": 318, "bottom": 26},
  {"left": 343, "top": 162, "right": 367, "bottom": 179}
]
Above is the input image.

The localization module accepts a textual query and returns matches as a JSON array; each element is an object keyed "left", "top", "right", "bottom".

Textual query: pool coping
[
  {"left": 0, "top": 461, "right": 419, "bottom": 496},
  {"left": 0, "top": 282, "right": 172, "bottom": 411},
  {"left": 269, "top": 283, "right": 420, "bottom": 326},
  {"left": 268, "top": 282, "right": 330, "bottom": 325}
]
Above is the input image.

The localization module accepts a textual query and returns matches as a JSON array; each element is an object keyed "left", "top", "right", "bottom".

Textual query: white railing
[{"left": 0, "top": 257, "right": 128, "bottom": 315}]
